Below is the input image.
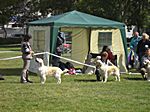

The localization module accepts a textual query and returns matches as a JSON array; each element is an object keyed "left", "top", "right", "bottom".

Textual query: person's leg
[
  {"left": 25, "top": 60, "right": 33, "bottom": 83},
  {"left": 134, "top": 53, "right": 139, "bottom": 69},
  {"left": 95, "top": 69, "right": 100, "bottom": 81},
  {"left": 20, "top": 59, "right": 30, "bottom": 83},
  {"left": 26, "top": 70, "right": 33, "bottom": 83},
  {"left": 138, "top": 53, "right": 143, "bottom": 68}
]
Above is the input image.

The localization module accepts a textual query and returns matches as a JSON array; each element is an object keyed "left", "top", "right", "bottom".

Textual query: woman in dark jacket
[{"left": 136, "top": 33, "right": 150, "bottom": 67}]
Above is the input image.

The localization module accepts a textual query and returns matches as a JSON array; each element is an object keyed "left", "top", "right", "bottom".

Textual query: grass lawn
[{"left": 0, "top": 44, "right": 150, "bottom": 112}]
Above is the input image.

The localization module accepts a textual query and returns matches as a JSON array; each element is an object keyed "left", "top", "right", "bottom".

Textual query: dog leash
[
  {"left": 45, "top": 52, "right": 96, "bottom": 69},
  {"left": 0, "top": 51, "right": 96, "bottom": 69},
  {"left": 0, "top": 52, "right": 47, "bottom": 60}
]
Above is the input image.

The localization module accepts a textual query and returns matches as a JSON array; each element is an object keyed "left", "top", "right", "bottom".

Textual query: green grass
[
  {"left": 0, "top": 44, "right": 21, "bottom": 51},
  {"left": 0, "top": 45, "right": 150, "bottom": 112}
]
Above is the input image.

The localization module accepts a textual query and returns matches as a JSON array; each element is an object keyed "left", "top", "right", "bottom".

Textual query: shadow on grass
[
  {"left": 0, "top": 68, "right": 37, "bottom": 76},
  {"left": 0, "top": 80, "right": 39, "bottom": 84},
  {"left": 0, "top": 44, "right": 20, "bottom": 47},
  {"left": 0, "top": 44, "right": 20, "bottom": 51},
  {"left": 74, "top": 79, "right": 120, "bottom": 82},
  {"left": 74, "top": 79, "right": 97, "bottom": 82},
  {"left": 0, "top": 80, "right": 21, "bottom": 84},
  {"left": 124, "top": 77, "right": 143, "bottom": 81}
]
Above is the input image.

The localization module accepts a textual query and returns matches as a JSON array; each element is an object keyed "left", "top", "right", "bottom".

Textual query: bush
[{"left": 0, "top": 38, "right": 22, "bottom": 45}]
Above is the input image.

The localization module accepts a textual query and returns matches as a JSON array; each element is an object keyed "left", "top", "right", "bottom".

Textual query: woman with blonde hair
[{"left": 136, "top": 33, "right": 150, "bottom": 67}]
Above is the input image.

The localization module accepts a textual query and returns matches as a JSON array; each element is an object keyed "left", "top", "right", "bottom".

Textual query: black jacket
[{"left": 136, "top": 39, "right": 150, "bottom": 55}]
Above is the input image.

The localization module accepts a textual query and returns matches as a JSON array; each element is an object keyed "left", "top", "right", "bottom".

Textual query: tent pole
[
  {"left": 49, "top": 26, "right": 60, "bottom": 63},
  {"left": 88, "top": 27, "right": 92, "bottom": 54}
]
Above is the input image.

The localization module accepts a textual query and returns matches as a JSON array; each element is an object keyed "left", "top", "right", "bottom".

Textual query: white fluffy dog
[
  {"left": 35, "top": 58, "right": 67, "bottom": 84},
  {"left": 96, "top": 58, "right": 120, "bottom": 82}
]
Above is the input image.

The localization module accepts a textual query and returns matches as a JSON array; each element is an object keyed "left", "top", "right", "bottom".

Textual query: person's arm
[
  {"left": 22, "top": 43, "right": 30, "bottom": 54},
  {"left": 107, "top": 60, "right": 114, "bottom": 66},
  {"left": 23, "top": 43, "right": 34, "bottom": 54},
  {"left": 130, "top": 38, "right": 134, "bottom": 50},
  {"left": 107, "top": 51, "right": 114, "bottom": 62}
]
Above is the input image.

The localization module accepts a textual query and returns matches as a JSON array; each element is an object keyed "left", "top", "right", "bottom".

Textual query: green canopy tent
[{"left": 28, "top": 10, "right": 128, "bottom": 72}]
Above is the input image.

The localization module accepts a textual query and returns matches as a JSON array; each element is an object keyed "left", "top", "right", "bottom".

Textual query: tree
[
  {"left": 39, "top": 0, "right": 76, "bottom": 16},
  {"left": 0, "top": 0, "right": 149, "bottom": 38},
  {"left": 129, "top": 0, "right": 150, "bottom": 32},
  {"left": 0, "top": 0, "right": 41, "bottom": 38},
  {"left": 0, "top": 0, "right": 19, "bottom": 38},
  {"left": 74, "top": 0, "right": 131, "bottom": 22},
  {"left": 75, "top": 0, "right": 150, "bottom": 33}
]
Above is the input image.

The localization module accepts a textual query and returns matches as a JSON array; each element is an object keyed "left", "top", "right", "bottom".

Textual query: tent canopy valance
[{"left": 29, "top": 10, "right": 125, "bottom": 28}]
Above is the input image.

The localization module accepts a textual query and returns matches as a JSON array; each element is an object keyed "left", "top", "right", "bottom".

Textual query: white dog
[
  {"left": 35, "top": 58, "right": 67, "bottom": 84},
  {"left": 96, "top": 59, "right": 120, "bottom": 82}
]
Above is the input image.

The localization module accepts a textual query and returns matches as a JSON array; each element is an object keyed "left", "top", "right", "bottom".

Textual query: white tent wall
[
  {"left": 28, "top": 26, "right": 50, "bottom": 73},
  {"left": 61, "top": 27, "right": 89, "bottom": 65},
  {"left": 113, "top": 29, "right": 127, "bottom": 72},
  {"left": 90, "top": 29, "right": 127, "bottom": 72}
]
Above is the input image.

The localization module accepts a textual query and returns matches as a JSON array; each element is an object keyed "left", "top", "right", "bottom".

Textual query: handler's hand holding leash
[{"left": 30, "top": 51, "right": 35, "bottom": 58}]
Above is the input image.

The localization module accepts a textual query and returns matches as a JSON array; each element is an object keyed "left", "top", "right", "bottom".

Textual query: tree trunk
[{"left": 2, "top": 25, "right": 7, "bottom": 38}]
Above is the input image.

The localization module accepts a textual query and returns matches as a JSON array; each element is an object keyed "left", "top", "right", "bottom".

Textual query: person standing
[
  {"left": 52, "top": 32, "right": 64, "bottom": 67},
  {"left": 136, "top": 33, "right": 150, "bottom": 68},
  {"left": 129, "top": 32, "right": 141, "bottom": 68},
  {"left": 140, "top": 48, "right": 150, "bottom": 80},
  {"left": 20, "top": 34, "right": 34, "bottom": 83}
]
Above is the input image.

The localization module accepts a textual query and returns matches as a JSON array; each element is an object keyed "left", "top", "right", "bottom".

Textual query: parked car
[{"left": 11, "top": 33, "right": 24, "bottom": 38}]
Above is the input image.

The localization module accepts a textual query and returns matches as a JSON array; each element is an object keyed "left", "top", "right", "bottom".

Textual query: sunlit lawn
[{"left": 0, "top": 44, "right": 150, "bottom": 112}]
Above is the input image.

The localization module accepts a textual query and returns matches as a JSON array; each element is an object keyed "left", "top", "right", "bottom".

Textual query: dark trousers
[{"left": 95, "top": 69, "right": 100, "bottom": 81}]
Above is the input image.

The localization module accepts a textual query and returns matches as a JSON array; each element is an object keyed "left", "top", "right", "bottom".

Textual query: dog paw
[
  {"left": 41, "top": 82, "right": 45, "bottom": 84},
  {"left": 57, "top": 82, "right": 61, "bottom": 84}
]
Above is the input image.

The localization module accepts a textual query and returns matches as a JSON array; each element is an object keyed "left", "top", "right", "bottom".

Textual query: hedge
[{"left": 0, "top": 38, "right": 22, "bottom": 45}]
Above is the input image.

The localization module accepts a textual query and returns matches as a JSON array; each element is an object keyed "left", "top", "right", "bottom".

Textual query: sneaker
[
  {"left": 0, "top": 77, "right": 4, "bottom": 80},
  {"left": 20, "top": 80, "right": 27, "bottom": 83}
]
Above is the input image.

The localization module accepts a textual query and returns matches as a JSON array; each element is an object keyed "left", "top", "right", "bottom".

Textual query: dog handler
[{"left": 20, "top": 34, "right": 34, "bottom": 83}]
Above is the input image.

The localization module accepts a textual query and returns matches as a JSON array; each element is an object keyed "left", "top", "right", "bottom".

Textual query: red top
[{"left": 107, "top": 51, "right": 114, "bottom": 63}]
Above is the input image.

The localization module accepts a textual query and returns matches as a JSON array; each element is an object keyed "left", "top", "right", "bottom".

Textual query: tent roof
[{"left": 29, "top": 10, "right": 125, "bottom": 28}]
